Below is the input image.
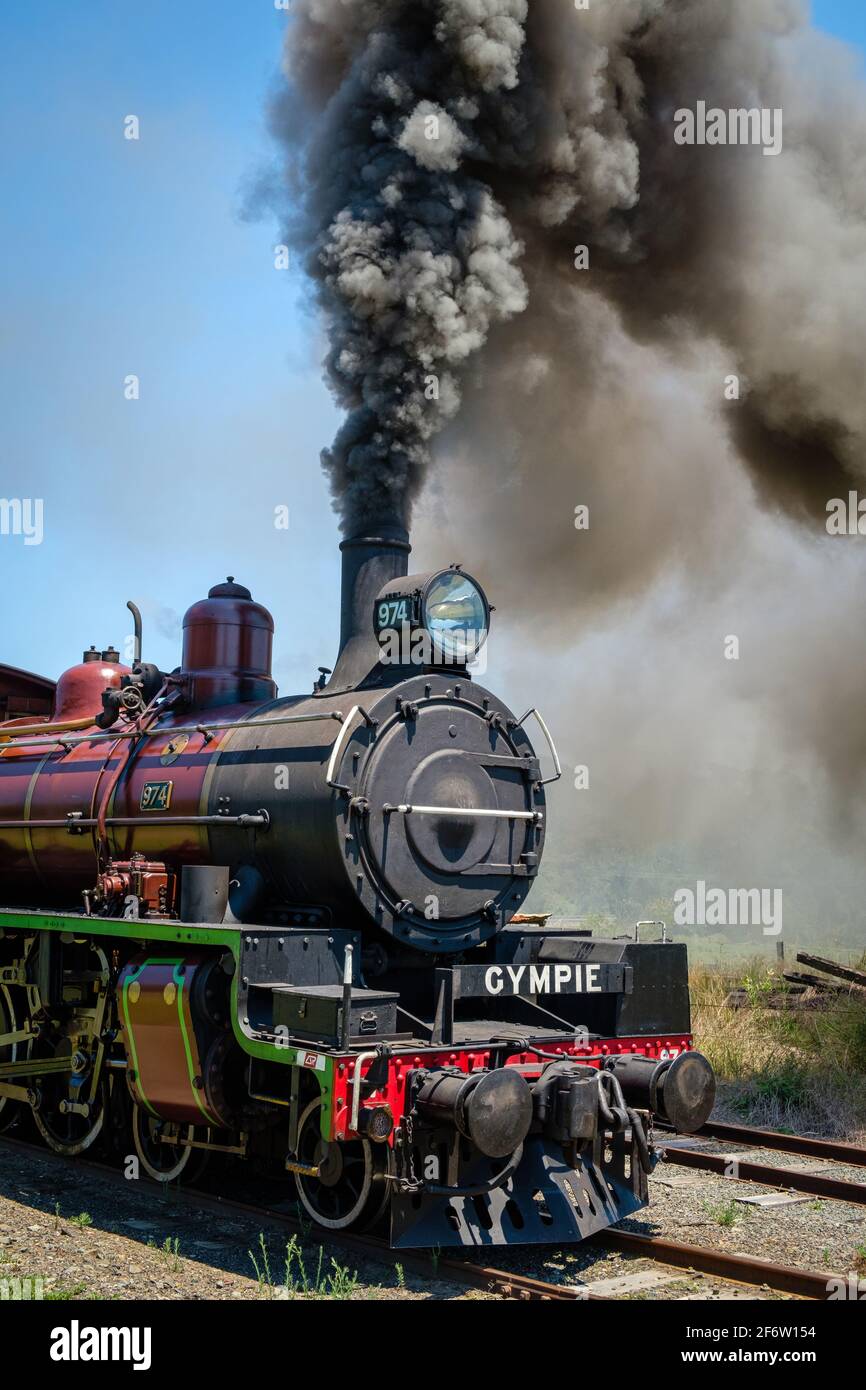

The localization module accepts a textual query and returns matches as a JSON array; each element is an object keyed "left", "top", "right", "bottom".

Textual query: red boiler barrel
[{"left": 0, "top": 580, "right": 277, "bottom": 905}]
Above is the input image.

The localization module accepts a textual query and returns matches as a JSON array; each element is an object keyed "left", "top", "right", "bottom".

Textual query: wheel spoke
[
  {"left": 293, "top": 1099, "right": 381, "bottom": 1230},
  {"left": 132, "top": 1114, "right": 209, "bottom": 1186}
]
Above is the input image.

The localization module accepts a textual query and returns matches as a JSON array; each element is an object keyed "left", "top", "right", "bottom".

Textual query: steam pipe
[
  {"left": 0, "top": 715, "right": 100, "bottom": 742},
  {"left": 0, "top": 709, "right": 346, "bottom": 753},
  {"left": 0, "top": 813, "right": 270, "bottom": 831},
  {"left": 127, "top": 601, "right": 143, "bottom": 664}
]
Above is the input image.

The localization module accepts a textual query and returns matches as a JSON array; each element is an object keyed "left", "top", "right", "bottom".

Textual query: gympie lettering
[
  {"left": 50, "top": 1322, "right": 152, "bottom": 1372},
  {"left": 484, "top": 964, "right": 602, "bottom": 995}
]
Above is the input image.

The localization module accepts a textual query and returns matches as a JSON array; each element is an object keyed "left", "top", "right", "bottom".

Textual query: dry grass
[{"left": 690, "top": 956, "right": 866, "bottom": 1141}]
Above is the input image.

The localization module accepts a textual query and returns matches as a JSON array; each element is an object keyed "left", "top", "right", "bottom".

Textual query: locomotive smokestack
[{"left": 327, "top": 520, "right": 411, "bottom": 693}]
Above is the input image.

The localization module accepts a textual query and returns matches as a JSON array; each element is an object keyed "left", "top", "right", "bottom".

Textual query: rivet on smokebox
[{"left": 163, "top": 982, "right": 177, "bottom": 1006}]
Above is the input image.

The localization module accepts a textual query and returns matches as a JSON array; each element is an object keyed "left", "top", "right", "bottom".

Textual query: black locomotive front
[{"left": 205, "top": 525, "right": 556, "bottom": 957}]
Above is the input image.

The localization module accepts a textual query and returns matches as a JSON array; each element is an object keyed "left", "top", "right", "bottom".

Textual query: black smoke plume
[{"left": 271, "top": 0, "right": 530, "bottom": 533}]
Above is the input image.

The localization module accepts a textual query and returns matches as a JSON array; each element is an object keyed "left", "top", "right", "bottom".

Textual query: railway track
[
  {"left": 687, "top": 1119, "right": 866, "bottom": 1166},
  {"left": 592, "top": 1229, "right": 837, "bottom": 1300},
  {"left": 0, "top": 1134, "right": 595, "bottom": 1302},
  {"left": 657, "top": 1119, "right": 866, "bottom": 1205},
  {"left": 0, "top": 1131, "right": 847, "bottom": 1302},
  {"left": 584, "top": 1117, "right": 866, "bottom": 1298}
]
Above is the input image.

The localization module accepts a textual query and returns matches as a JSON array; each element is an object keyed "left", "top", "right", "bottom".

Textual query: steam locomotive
[{"left": 0, "top": 524, "right": 715, "bottom": 1247}]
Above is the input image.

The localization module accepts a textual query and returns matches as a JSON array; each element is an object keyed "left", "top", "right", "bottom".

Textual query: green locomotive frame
[{"left": 0, "top": 907, "right": 338, "bottom": 1139}]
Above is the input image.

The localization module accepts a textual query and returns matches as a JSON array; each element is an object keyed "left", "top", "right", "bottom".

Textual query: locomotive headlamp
[
  {"left": 423, "top": 570, "right": 489, "bottom": 662},
  {"left": 374, "top": 568, "right": 490, "bottom": 667}
]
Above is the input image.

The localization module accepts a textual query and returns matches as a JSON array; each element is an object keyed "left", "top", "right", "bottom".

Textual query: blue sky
[
  {"left": 814, "top": 0, "right": 866, "bottom": 51},
  {"left": 0, "top": 1, "right": 862, "bottom": 693}
]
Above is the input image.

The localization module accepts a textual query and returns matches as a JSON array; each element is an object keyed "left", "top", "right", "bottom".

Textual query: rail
[{"left": 594, "top": 1229, "right": 838, "bottom": 1300}]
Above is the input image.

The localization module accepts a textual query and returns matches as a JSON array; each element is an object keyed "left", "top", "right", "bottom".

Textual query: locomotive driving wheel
[
  {"left": 31, "top": 942, "right": 109, "bottom": 1156},
  {"left": 32, "top": 1046, "right": 106, "bottom": 1156},
  {"left": 293, "top": 1099, "right": 391, "bottom": 1232},
  {"left": 132, "top": 1109, "right": 210, "bottom": 1184},
  {"left": 0, "top": 985, "right": 25, "bottom": 1134}
]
